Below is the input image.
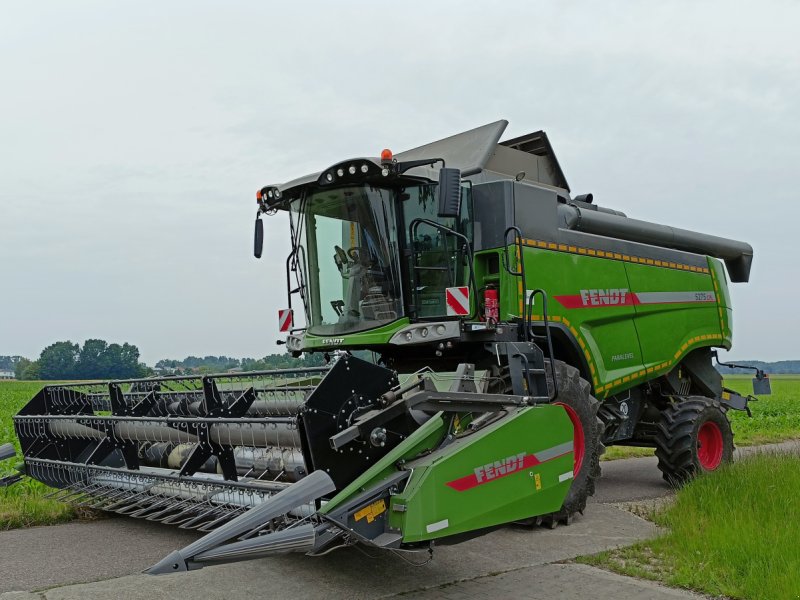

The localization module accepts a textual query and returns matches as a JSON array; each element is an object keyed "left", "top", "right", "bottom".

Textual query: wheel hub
[{"left": 697, "top": 421, "right": 724, "bottom": 470}]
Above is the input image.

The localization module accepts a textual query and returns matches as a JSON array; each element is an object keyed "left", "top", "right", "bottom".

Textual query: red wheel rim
[
  {"left": 697, "top": 421, "right": 723, "bottom": 470},
  {"left": 556, "top": 403, "right": 585, "bottom": 476}
]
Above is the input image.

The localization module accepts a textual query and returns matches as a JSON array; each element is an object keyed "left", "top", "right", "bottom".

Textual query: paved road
[
  {"left": 1, "top": 442, "right": 796, "bottom": 599},
  {"left": 2, "top": 504, "right": 686, "bottom": 600}
]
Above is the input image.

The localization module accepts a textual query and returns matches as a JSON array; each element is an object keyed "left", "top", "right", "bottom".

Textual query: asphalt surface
[
  {"left": 1, "top": 442, "right": 796, "bottom": 598},
  {"left": 0, "top": 453, "right": 671, "bottom": 596},
  {"left": 1, "top": 504, "right": 675, "bottom": 600}
]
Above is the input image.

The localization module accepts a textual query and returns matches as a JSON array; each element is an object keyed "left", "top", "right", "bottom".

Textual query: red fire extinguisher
[{"left": 484, "top": 286, "right": 499, "bottom": 324}]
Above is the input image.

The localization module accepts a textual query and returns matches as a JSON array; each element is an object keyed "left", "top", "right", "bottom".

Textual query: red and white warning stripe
[
  {"left": 278, "top": 308, "right": 293, "bottom": 333},
  {"left": 445, "top": 286, "right": 470, "bottom": 316}
]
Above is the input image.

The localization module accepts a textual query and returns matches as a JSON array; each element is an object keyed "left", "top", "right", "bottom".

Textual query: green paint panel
[
  {"left": 515, "top": 247, "right": 645, "bottom": 389},
  {"left": 625, "top": 264, "right": 719, "bottom": 368},
  {"left": 483, "top": 243, "right": 732, "bottom": 396},
  {"left": 391, "top": 404, "right": 573, "bottom": 542},
  {"left": 302, "top": 240, "right": 732, "bottom": 400}
]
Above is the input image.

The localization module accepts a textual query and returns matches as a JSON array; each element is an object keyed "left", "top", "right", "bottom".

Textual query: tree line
[
  {"left": 13, "top": 340, "right": 147, "bottom": 380},
  {"left": 0, "top": 356, "right": 25, "bottom": 371},
  {"left": 155, "top": 353, "right": 325, "bottom": 374},
  {"left": 4, "top": 344, "right": 326, "bottom": 381},
  {"left": 4, "top": 351, "right": 800, "bottom": 381}
]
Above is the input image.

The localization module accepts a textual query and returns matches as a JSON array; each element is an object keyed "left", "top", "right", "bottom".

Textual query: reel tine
[
  {"left": 72, "top": 483, "right": 114, "bottom": 507},
  {"left": 128, "top": 495, "right": 174, "bottom": 518},
  {"left": 144, "top": 492, "right": 197, "bottom": 521},
  {"left": 43, "top": 480, "right": 84, "bottom": 500},
  {"left": 114, "top": 494, "right": 159, "bottom": 515},
  {"left": 86, "top": 485, "right": 138, "bottom": 509},
  {"left": 178, "top": 505, "right": 225, "bottom": 530},
  {"left": 103, "top": 489, "right": 152, "bottom": 513},
  {"left": 197, "top": 505, "right": 248, "bottom": 532},
  {"left": 160, "top": 498, "right": 208, "bottom": 525},
  {"left": 57, "top": 479, "right": 101, "bottom": 504}
]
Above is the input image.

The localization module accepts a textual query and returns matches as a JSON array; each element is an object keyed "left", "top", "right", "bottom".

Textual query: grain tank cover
[
  {"left": 394, "top": 120, "right": 508, "bottom": 176},
  {"left": 273, "top": 120, "right": 574, "bottom": 196},
  {"left": 496, "top": 130, "right": 570, "bottom": 191}
]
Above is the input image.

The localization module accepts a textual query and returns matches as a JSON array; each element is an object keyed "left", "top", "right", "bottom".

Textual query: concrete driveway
[{"left": 4, "top": 444, "right": 795, "bottom": 599}]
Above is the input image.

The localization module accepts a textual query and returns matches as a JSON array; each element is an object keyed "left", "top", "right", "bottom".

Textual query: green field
[
  {"left": 580, "top": 453, "right": 800, "bottom": 599},
  {"left": 604, "top": 375, "right": 800, "bottom": 460},
  {"left": 0, "top": 381, "right": 75, "bottom": 529},
  {"left": 1, "top": 376, "right": 799, "bottom": 529}
]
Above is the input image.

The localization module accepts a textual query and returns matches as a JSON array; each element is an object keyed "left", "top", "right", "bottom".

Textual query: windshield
[{"left": 292, "top": 185, "right": 404, "bottom": 336}]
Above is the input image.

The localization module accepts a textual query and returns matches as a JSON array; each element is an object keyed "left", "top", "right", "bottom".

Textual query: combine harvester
[{"left": 6, "top": 120, "right": 770, "bottom": 573}]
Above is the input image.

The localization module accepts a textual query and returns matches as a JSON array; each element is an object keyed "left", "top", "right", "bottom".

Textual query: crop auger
[{"left": 8, "top": 120, "right": 770, "bottom": 573}]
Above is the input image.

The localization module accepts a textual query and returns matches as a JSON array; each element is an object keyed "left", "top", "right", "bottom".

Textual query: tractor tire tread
[
  {"left": 654, "top": 396, "right": 734, "bottom": 486},
  {"left": 541, "top": 360, "right": 604, "bottom": 525}
]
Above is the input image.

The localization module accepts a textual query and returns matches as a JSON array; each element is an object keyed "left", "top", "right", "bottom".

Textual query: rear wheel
[{"left": 654, "top": 396, "right": 733, "bottom": 485}]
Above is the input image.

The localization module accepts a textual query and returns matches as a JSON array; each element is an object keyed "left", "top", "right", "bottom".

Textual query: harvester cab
[
  {"left": 12, "top": 120, "right": 767, "bottom": 574},
  {"left": 256, "top": 149, "right": 477, "bottom": 357}
]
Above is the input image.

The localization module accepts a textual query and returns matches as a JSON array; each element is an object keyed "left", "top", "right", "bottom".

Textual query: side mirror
[
  {"left": 437, "top": 167, "right": 462, "bottom": 218},
  {"left": 753, "top": 370, "right": 772, "bottom": 395},
  {"left": 254, "top": 218, "right": 264, "bottom": 259}
]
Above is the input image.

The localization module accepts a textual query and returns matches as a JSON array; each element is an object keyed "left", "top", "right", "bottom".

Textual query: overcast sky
[{"left": 1, "top": 1, "right": 798, "bottom": 364}]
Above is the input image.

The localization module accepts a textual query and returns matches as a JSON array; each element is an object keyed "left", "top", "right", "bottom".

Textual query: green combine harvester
[{"left": 7, "top": 120, "right": 770, "bottom": 574}]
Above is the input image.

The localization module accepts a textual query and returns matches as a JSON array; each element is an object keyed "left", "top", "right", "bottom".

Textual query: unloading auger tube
[{"left": 13, "top": 352, "right": 584, "bottom": 573}]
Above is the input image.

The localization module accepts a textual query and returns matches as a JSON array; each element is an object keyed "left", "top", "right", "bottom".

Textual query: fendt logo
[
  {"left": 446, "top": 452, "right": 534, "bottom": 492},
  {"left": 579, "top": 288, "right": 629, "bottom": 306},
  {"left": 475, "top": 453, "right": 527, "bottom": 483},
  {"left": 445, "top": 442, "right": 574, "bottom": 492}
]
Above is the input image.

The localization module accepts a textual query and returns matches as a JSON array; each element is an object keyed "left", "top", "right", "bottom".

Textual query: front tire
[
  {"left": 542, "top": 360, "right": 604, "bottom": 525},
  {"left": 654, "top": 396, "right": 733, "bottom": 486},
  {"left": 488, "top": 360, "right": 603, "bottom": 526}
]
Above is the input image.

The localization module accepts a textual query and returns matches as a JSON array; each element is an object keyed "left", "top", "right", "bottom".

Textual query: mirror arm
[
  {"left": 713, "top": 351, "right": 766, "bottom": 379},
  {"left": 395, "top": 157, "right": 445, "bottom": 175}
]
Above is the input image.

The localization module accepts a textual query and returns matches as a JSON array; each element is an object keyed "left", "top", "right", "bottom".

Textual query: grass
[
  {"left": 579, "top": 453, "right": 800, "bottom": 599},
  {"left": 603, "top": 375, "right": 800, "bottom": 460},
  {"left": 726, "top": 375, "right": 800, "bottom": 445},
  {"left": 0, "top": 381, "right": 76, "bottom": 529}
]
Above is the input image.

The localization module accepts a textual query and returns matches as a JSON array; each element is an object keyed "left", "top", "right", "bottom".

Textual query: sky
[{"left": 1, "top": 1, "right": 798, "bottom": 365}]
